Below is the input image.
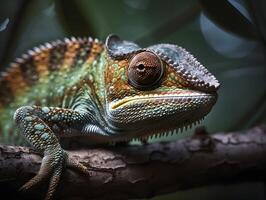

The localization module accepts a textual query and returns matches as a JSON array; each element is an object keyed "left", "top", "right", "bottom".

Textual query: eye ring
[{"left": 127, "top": 51, "right": 164, "bottom": 91}]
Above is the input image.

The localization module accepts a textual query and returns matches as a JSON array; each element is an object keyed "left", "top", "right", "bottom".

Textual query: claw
[
  {"left": 67, "top": 157, "right": 92, "bottom": 176},
  {"left": 20, "top": 149, "right": 90, "bottom": 200},
  {"left": 45, "top": 167, "right": 62, "bottom": 200},
  {"left": 19, "top": 156, "right": 53, "bottom": 191}
]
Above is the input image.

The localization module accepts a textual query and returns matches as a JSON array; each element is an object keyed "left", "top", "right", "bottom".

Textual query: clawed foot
[{"left": 20, "top": 146, "right": 90, "bottom": 200}]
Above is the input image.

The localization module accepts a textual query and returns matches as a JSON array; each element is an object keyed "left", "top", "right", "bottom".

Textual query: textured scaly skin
[{"left": 0, "top": 35, "right": 219, "bottom": 199}]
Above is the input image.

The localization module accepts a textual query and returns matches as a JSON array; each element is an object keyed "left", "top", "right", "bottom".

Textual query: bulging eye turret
[{"left": 127, "top": 51, "right": 164, "bottom": 90}]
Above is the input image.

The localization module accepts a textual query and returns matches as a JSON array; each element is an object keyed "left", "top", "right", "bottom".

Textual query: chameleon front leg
[{"left": 14, "top": 105, "right": 92, "bottom": 200}]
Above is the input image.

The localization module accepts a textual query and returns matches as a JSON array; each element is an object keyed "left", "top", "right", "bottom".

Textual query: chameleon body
[{"left": 0, "top": 35, "right": 219, "bottom": 199}]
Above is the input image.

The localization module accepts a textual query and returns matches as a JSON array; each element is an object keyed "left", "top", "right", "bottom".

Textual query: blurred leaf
[
  {"left": 199, "top": 12, "right": 257, "bottom": 59},
  {"left": 0, "top": 0, "right": 32, "bottom": 69},
  {"left": 199, "top": 0, "right": 258, "bottom": 39},
  {"left": 0, "top": 18, "right": 9, "bottom": 31},
  {"left": 78, "top": 0, "right": 198, "bottom": 44},
  {"left": 55, "top": 0, "right": 96, "bottom": 37},
  {"left": 246, "top": 0, "right": 266, "bottom": 43},
  {"left": 136, "top": 2, "right": 201, "bottom": 44},
  {"left": 230, "top": 91, "right": 266, "bottom": 130},
  {"left": 2, "top": 0, "right": 66, "bottom": 65}
]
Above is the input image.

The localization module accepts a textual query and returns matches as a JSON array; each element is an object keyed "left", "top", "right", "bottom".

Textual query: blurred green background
[{"left": 0, "top": 0, "right": 265, "bottom": 199}]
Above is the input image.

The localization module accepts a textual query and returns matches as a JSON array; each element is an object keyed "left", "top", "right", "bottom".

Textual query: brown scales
[{"left": 0, "top": 37, "right": 104, "bottom": 109}]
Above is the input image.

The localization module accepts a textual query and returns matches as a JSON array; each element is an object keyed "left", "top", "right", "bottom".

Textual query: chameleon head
[{"left": 103, "top": 35, "right": 220, "bottom": 138}]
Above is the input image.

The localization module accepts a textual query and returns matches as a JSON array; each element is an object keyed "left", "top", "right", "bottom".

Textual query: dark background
[{"left": 0, "top": 0, "right": 265, "bottom": 199}]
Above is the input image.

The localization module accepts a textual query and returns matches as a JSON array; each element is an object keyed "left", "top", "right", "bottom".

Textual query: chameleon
[{"left": 0, "top": 34, "right": 220, "bottom": 199}]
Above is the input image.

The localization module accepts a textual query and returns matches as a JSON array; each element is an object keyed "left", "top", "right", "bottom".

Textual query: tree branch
[{"left": 0, "top": 125, "right": 266, "bottom": 200}]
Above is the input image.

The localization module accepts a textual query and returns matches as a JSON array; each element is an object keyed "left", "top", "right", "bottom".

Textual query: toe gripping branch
[{"left": 14, "top": 105, "right": 91, "bottom": 200}]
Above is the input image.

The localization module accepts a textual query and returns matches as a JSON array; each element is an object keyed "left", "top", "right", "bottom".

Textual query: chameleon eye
[{"left": 127, "top": 51, "right": 164, "bottom": 90}]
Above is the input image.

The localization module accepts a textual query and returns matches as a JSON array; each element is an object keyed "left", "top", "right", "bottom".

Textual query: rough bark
[{"left": 0, "top": 125, "right": 266, "bottom": 200}]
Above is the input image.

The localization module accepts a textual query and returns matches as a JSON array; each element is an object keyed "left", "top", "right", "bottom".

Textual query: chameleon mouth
[
  {"left": 105, "top": 90, "right": 217, "bottom": 140},
  {"left": 106, "top": 90, "right": 217, "bottom": 133},
  {"left": 109, "top": 90, "right": 216, "bottom": 110}
]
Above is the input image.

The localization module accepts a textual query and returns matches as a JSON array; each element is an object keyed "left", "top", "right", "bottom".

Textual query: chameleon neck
[{"left": 0, "top": 48, "right": 107, "bottom": 144}]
